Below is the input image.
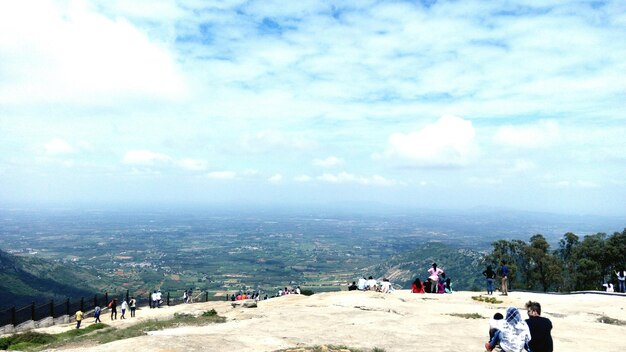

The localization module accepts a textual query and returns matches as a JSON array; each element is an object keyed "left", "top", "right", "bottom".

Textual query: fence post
[
  {"left": 66, "top": 298, "right": 70, "bottom": 316},
  {"left": 167, "top": 292, "right": 170, "bottom": 306},
  {"left": 80, "top": 297, "right": 84, "bottom": 311},
  {"left": 11, "top": 306, "right": 16, "bottom": 326},
  {"left": 50, "top": 300, "right": 54, "bottom": 318},
  {"left": 205, "top": 291, "right": 209, "bottom": 302}
]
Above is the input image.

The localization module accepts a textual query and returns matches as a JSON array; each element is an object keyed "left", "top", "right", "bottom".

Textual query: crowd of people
[
  {"left": 75, "top": 296, "right": 137, "bottom": 329},
  {"left": 347, "top": 276, "right": 395, "bottom": 293},
  {"left": 228, "top": 286, "right": 302, "bottom": 302},
  {"left": 408, "top": 263, "right": 452, "bottom": 294}
]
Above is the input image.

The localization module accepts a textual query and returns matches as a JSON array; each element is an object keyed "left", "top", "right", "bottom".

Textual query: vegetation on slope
[
  {"left": 484, "top": 229, "right": 626, "bottom": 292},
  {"left": 0, "top": 249, "right": 101, "bottom": 309},
  {"left": 372, "top": 242, "right": 485, "bottom": 291}
]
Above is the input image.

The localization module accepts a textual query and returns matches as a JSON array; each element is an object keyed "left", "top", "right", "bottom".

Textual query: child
[{"left": 485, "top": 312, "right": 503, "bottom": 350}]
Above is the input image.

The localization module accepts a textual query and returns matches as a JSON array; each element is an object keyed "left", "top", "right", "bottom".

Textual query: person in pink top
[{"left": 427, "top": 263, "right": 444, "bottom": 293}]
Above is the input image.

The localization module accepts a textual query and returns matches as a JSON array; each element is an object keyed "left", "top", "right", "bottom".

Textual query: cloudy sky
[{"left": 1, "top": 0, "right": 625, "bottom": 215}]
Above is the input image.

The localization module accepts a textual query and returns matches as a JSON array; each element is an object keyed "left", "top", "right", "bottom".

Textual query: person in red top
[{"left": 411, "top": 277, "right": 425, "bottom": 293}]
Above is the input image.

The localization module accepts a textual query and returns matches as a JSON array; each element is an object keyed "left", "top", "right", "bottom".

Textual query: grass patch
[
  {"left": 94, "top": 310, "right": 225, "bottom": 344},
  {"left": 472, "top": 295, "right": 502, "bottom": 304},
  {"left": 0, "top": 331, "right": 56, "bottom": 351},
  {"left": 449, "top": 312, "right": 484, "bottom": 319},
  {"left": 201, "top": 308, "right": 218, "bottom": 317},
  {"left": 597, "top": 315, "right": 626, "bottom": 326},
  {"left": 2, "top": 309, "right": 225, "bottom": 351}
]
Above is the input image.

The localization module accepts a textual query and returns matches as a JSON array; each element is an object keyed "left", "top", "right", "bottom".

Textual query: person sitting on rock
[
  {"left": 411, "top": 278, "right": 425, "bottom": 293},
  {"left": 348, "top": 281, "right": 358, "bottom": 291},
  {"left": 485, "top": 307, "right": 530, "bottom": 352},
  {"left": 357, "top": 277, "right": 367, "bottom": 290},
  {"left": 380, "top": 278, "right": 392, "bottom": 293},
  {"left": 366, "top": 276, "right": 377, "bottom": 291},
  {"left": 424, "top": 278, "right": 432, "bottom": 293}
]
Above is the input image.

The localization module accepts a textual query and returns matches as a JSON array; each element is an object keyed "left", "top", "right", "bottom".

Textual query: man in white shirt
[{"left": 357, "top": 277, "right": 366, "bottom": 290}]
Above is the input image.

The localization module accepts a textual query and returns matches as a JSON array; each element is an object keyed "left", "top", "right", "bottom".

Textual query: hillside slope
[
  {"left": 372, "top": 242, "right": 485, "bottom": 290},
  {"left": 0, "top": 250, "right": 100, "bottom": 309},
  {"left": 38, "top": 290, "right": 626, "bottom": 352}
]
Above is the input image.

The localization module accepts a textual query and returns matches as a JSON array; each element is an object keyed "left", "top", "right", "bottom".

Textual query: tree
[
  {"left": 524, "top": 234, "right": 562, "bottom": 292},
  {"left": 485, "top": 239, "right": 527, "bottom": 290}
]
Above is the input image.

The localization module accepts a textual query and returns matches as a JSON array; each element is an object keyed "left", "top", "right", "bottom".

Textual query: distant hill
[
  {"left": 0, "top": 249, "right": 101, "bottom": 309},
  {"left": 372, "top": 241, "right": 486, "bottom": 290}
]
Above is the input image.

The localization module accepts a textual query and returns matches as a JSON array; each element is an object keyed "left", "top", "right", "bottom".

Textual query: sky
[{"left": 1, "top": 0, "right": 625, "bottom": 216}]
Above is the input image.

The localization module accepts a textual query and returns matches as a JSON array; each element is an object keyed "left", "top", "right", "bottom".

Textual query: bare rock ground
[{"left": 38, "top": 290, "right": 626, "bottom": 352}]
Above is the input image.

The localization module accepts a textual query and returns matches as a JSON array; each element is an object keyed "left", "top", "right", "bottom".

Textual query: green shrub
[
  {"left": 300, "top": 289, "right": 315, "bottom": 296},
  {"left": 0, "top": 336, "right": 16, "bottom": 350},
  {"left": 597, "top": 316, "right": 626, "bottom": 325},
  {"left": 471, "top": 295, "right": 502, "bottom": 304},
  {"left": 0, "top": 331, "right": 56, "bottom": 350},
  {"left": 202, "top": 309, "right": 218, "bottom": 317},
  {"left": 449, "top": 312, "right": 484, "bottom": 319}
]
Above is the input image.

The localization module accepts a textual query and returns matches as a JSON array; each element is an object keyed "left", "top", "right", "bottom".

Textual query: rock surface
[{"left": 38, "top": 290, "right": 626, "bottom": 352}]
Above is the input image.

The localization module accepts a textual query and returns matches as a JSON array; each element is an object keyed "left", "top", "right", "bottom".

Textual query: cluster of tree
[{"left": 484, "top": 229, "right": 626, "bottom": 292}]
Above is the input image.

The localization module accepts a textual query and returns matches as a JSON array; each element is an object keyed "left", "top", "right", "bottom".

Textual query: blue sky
[{"left": 1, "top": 0, "right": 625, "bottom": 215}]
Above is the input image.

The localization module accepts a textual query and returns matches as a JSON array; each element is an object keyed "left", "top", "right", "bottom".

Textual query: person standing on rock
[
  {"left": 427, "top": 263, "right": 443, "bottom": 293},
  {"left": 615, "top": 269, "right": 625, "bottom": 293},
  {"left": 483, "top": 265, "right": 497, "bottom": 295},
  {"left": 129, "top": 296, "right": 136, "bottom": 317},
  {"left": 500, "top": 261, "right": 509, "bottom": 296},
  {"left": 109, "top": 298, "right": 118, "bottom": 320},
  {"left": 120, "top": 299, "right": 128, "bottom": 319}
]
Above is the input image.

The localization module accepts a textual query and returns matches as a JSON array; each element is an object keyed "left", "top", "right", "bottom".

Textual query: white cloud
[
  {"left": 378, "top": 115, "right": 476, "bottom": 167},
  {"left": 240, "top": 130, "right": 317, "bottom": 153},
  {"left": 554, "top": 180, "right": 600, "bottom": 189},
  {"left": 312, "top": 156, "right": 344, "bottom": 168},
  {"left": 294, "top": 175, "right": 312, "bottom": 182},
  {"left": 207, "top": 171, "right": 237, "bottom": 180},
  {"left": 0, "top": 0, "right": 185, "bottom": 105},
  {"left": 468, "top": 177, "right": 503, "bottom": 186},
  {"left": 494, "top": 120, "right": 561, "bottom": 149},
  {"left": 317, "top": 172, "right": 398, "bottom": 186},
  {"left": 44, "top": 138, "right": 75, "bottom": 155},
  {"left": 177, "top": 158, "right": 207, "bottom": 171},
  {"left": 122, "top": 150, "right": 172, "bottom": 165},
  {"left": 242, "top": 169, "right": 259, "bottom": 176},
  {"left": 268, "top": 173, "right": 283, "bottom": 183}
]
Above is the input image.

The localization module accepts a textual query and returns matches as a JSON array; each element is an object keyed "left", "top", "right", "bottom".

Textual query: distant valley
[{"left": 1, "top": 206, "right": 623, "bottom": 309}]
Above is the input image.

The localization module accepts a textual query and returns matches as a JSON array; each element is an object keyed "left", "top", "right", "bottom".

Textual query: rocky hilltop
[{"left": 37, "top": 290, "right": 625, "bottom": 352}]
